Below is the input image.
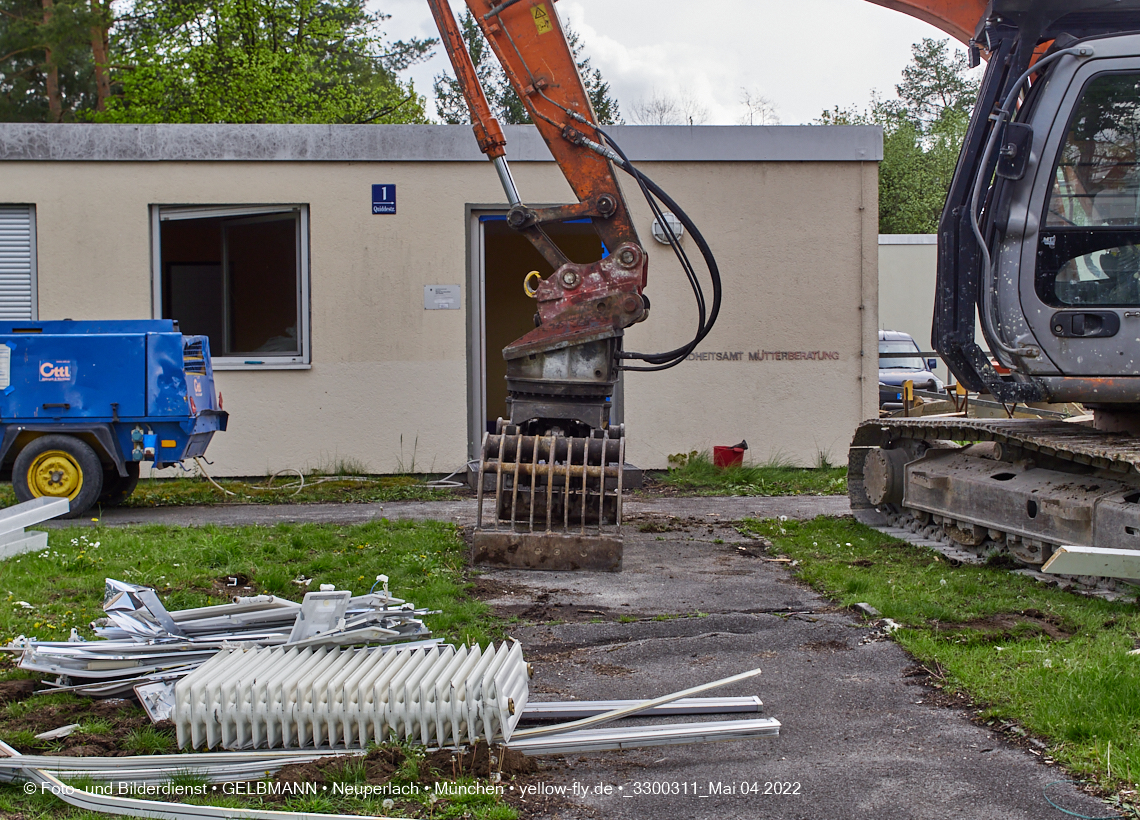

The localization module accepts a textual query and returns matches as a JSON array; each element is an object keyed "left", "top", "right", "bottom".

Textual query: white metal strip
[
  {"left": 506, "top": 717, "right": 782, "bottom": 755},
  {"left": 1042, "top": 545, "right": 1140, "bottom": 580},
  {"left": 520, "top": 696, "right": 763, "bottom": 720},
  {"left": 0, "top": 739, "right": 400, "bottom": 820},
  {"left": 509, "top": 666, "right": 764, "bottom": 740}
]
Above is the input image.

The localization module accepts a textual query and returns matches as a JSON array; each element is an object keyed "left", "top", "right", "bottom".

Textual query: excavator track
[{"left": 849, "top": 417, "right": 1140, "bottom": 597}]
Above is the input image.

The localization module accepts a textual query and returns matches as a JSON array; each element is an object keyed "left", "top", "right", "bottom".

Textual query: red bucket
[{"left": 713, "top": 446, "right": 745, "bottom": 468}]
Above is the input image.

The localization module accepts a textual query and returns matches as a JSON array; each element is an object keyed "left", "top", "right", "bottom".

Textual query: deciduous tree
[
  {"left": 819, "top": 38, "right": 979, "bottom": 233},
  {"left": 93, "top": 0, "right": 433, "bottom": 124},
  {"left": 628, "top": 87, "right": 708, "bottom": 126}
]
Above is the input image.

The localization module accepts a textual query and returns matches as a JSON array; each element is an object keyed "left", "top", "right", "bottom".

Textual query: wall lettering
[{"left": 684, "top": 349, "right": 841, "bottom": 363}]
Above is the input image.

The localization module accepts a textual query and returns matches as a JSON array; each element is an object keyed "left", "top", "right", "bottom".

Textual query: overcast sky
[{"left": 372, "top": 0, "right": 964, "bottom": 126}]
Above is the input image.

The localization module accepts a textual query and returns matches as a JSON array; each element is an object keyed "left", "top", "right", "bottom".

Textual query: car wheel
[{"left": 13, "top": 435, "right": 104, "bottom": 518}]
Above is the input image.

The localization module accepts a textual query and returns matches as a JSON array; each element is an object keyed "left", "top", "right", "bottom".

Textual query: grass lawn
[
  {"left": 0, "top": 451, "right": 845, "bottom": 511},
  {"left": 0, "top": 520, "right": 492, "bottom": 645},
  {"left": 0, "top": 520, "right": 523, "bottom": 819},
  {"left": 741, "top": 515, "right": 1140, "bottom": 809},
  {"left": 652, "top": 451, "right": 847, "bottom": 496}
]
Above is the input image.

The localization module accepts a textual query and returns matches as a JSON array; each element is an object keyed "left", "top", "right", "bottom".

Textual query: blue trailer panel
[
  {"left": 0, "top": 320, "right": 228, "bottom": 517},
  {"left": 3, "top": 333, "right": 148, "bottom": 419}
]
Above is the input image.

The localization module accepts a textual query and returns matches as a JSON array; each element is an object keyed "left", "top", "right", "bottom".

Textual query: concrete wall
[
  {"left": 623, "top": 160, "right": 879, "bottom": 469},
  {"left": 878, "top": 235, "right": 987, "bottom": 385},
  {"left": 0, "top": 124, "right": 881, "bottom": 474},
  {"left": 878, "top": 235, "right": 943, "bottom": 379}
]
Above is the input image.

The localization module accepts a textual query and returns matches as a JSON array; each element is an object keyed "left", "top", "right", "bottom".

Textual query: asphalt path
[
  {"left": 44, "top": 494, "right": 1113, "bottom": 819},
  {"left": 487, "top": 519, "right": 1109, "bottom": 820},
  {"left": 50, "top": 494, "right": 851, "bottom": 528}
]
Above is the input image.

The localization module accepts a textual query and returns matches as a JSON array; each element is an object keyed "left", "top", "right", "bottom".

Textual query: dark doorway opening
[{"left": 480, "top": 216, "right": 607, "bottom": 429}]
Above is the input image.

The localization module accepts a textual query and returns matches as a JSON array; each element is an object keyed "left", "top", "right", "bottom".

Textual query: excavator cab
[
  {"left": 993, "top": 38, "right": 1140, "bottom": 395},
  {"left": 851, "top": 2, "right": 1140, "bottom": 567}
]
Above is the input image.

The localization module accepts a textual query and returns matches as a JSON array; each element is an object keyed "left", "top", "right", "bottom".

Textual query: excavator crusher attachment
[{"left": 472, "top": 420, "right": 625, "bottom": 572}]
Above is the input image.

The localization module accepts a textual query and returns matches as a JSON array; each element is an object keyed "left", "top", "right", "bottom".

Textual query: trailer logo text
[{"left": 38, "top": 361, "right": 74, "bottom": 382}]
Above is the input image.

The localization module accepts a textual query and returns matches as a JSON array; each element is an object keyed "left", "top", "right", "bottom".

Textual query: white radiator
[{"left": 172, "top": 641, "right": 529, "bottom": 751}]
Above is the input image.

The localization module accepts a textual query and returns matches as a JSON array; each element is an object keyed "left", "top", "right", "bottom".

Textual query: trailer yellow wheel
[
  {"left": 12, "top": 435, "right": 104, "bottom": 518},
  {"left": 28, "top": 451, "right": 83, "bottom": 497}
]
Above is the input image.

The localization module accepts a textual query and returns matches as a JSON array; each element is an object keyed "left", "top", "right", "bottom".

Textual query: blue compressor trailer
[{"left": 0, "top": 320, "right": 228, "bottom": 517}]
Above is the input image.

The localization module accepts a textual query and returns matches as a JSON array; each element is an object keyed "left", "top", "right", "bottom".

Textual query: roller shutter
[{"left": 0, "top": 206, "right": 36, "bottom": 320}]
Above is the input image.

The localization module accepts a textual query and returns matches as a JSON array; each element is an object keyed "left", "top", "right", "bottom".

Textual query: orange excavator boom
[
  {"left": 863, "top": 0, "right": 989, "bottom": 45},
  {"left": 428, "top": 0, "right": 641, "bottom": 272}
]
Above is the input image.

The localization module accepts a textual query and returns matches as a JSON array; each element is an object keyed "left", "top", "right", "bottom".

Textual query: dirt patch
[
  {"left": 0, "top": 679, "right": 36, "bottom": 705},
  {"left": 470, "top": 580, "right": 612, "bottom": 624},
  {"left": 273, "top": 744, "right": 550, "bottom": 815},
  {"left": 936, "top": 610, "right": 1073, "bottom": 641},
  {"left": 589, "top": 663, "right": 634, "bottom": 677},
  {"left": 734, "top": 539, "right": 772, "bottom": 558},
  {"left": 0, "top": 695, "right": 159, "bottom": 756},
  {"left": 800, "top": 639, "right": 851, "bottom": 652},
  {"left": 469, "top": 576, "right": 532, "bottom": 601},
  {"left": 272, "top": 746, "right": 406, "bottom": 797},
  {"left": 210, "top": 572, "right": 257, "bottom": 597},
  {"left": 423, "top": 745, "right": 585, "bottom": 820},
  {"left": 422, "top": 741, "right": 535, "bottom": 780},
  {"left": 45, "top": 588, "right": 84, "bottom": 602},
  {"left": 483, "top": 588, "right": 627, "bottom": 625},
  {"left": 847, "top": 559, "right": 874, "bottom": 568}
]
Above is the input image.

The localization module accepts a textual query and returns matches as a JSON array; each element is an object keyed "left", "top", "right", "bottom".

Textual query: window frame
[
  {"left": 150, "top": 204, "right": 311, "bottom": 370},
  {"left": 1035, "top": 70, "right": 1140, "bottom": 308},
  {"left": 1043, "top": 70, "right": 1140, "bottom": 231}
]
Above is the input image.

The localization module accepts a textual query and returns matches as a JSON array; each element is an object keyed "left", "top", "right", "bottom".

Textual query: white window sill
[{"left": 213, "top": 361, "right": 312, "bottom": 371}]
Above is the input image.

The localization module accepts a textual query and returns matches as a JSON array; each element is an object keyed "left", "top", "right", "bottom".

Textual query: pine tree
[
  {"left": 433, "top": 11, "right": 620, "bottom": 126},
  {"left": 92, "top": 0, "right": 433, "bottom": 124}
]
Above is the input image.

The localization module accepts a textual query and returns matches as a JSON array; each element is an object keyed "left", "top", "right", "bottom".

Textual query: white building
[{"left": 0, "top": 123, "right": 882, "bottom": 474}]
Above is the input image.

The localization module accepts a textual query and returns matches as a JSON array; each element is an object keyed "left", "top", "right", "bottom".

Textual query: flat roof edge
[
  {"left": 0, "top": 124, "right": 883, "bottom": 163},
  {"left": 879, "top": 234, "right": 938, "bottom": 244}
]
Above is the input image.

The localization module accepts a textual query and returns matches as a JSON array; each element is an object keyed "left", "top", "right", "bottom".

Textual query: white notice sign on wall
[
  {"left": 424, "top": 285, "right": 461, "bottom": 310},
  {"left": 0, "top": 344, "right": 11, "bottom": 390}
]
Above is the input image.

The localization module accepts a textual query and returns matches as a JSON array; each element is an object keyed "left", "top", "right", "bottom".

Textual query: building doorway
[{"left": 468, "top": 214, "right": 620, "bottom": 460}]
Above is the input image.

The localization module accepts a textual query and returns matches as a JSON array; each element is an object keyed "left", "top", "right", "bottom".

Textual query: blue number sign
[{"left": 372, "top": 185, "right": 396, "bottom": 215}]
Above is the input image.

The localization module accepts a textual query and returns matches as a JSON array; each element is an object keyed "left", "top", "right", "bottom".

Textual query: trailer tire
[
  {"left": 99, "top": 461, "right": 140, "bottom": 506},
  {"left": 13, "top": 435, "right": 104, "bottom": 518}
]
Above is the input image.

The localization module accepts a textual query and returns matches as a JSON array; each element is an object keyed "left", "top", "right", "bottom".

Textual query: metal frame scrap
[
  {"left": 0, "top": 497, "right": 69, "bottom": 560},
  {"left": 0, "top": 668, "right": 778, "bottom": 820},
  {"left": 3, "top": 578, "right": 437, "bottom": 697}
]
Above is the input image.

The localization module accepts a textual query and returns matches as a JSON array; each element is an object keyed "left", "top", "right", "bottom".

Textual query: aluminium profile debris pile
[
  {"left": 4, "top": 577, "right": 436, "bottom": 696},
  {"left": 172, "top": 640, "right": 530, "bottom": 750}
]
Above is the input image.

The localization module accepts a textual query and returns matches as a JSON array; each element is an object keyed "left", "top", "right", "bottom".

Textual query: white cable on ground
[
  {"left": 263, "top": 468, "right": 305, "bottom": 496},
  {"left": 194, "top": 458, "right": 459, "bottom": 496},
  {"left": 0, "top": 739, "right": 400, "bottom": 820},
  {"left": 193, "top": 458, "right": 235, "bottom": 496},
  {"left": 423, "top": 462, "right": 476, "bottom": 488}
]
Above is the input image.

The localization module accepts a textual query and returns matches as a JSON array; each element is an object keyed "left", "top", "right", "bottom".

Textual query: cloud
[{"left": 374, "top": 0, "right": 958, "bottom": 125}]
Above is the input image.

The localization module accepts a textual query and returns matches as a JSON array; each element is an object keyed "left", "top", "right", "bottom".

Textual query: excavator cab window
[{"left": 1038, "top": 72, "right": 1140, "bottom": 307}]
